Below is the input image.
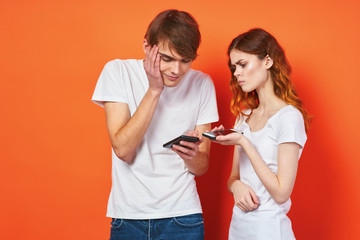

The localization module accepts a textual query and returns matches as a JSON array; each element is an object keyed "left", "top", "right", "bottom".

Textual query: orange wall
[{"left": 1, "top": 0, "right": 360, "bottom": 239}]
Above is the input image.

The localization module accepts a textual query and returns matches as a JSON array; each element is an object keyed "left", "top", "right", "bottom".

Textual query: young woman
[{"left": 212, "top": 28, "right": 311, "bottom": 239}]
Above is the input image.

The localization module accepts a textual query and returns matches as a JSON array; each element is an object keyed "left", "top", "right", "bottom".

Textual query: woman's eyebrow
[{"left": 235, "top": 59, "right": 244, "bottom": 65}]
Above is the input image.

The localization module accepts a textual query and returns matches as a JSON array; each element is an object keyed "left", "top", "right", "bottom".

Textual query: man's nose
[{"left": 170, "top": 61, "right": 180, "bottom": 74}]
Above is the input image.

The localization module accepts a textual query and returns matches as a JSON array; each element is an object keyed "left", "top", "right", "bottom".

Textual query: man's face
[{"left": 157, "top": 41, "right": 193, "bottom": 87}]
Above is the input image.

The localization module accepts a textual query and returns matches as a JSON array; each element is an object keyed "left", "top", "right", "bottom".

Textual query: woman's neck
[{"left": 255, "top": 80, "right": 286, "bottom": 114}]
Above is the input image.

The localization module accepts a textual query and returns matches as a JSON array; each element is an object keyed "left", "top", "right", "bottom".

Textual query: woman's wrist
[
  {"left": 230, "top": 179, "right": 241, "bottom": 193},
  {"left": 237, "top": 133, "right": 246, "bottom": 146}
]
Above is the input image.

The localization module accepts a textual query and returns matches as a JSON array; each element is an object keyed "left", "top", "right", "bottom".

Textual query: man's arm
[
  {"left": 104, "top": 89, "right": 161, "bottom": 163},
  {"left": 172, "top": 123, "right": 212, "bottom": 176},
  {"left": 104, "top": 45, "right": 163, "bottom": 163}
]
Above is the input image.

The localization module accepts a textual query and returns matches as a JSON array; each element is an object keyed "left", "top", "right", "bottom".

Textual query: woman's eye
[{"left": 240, "top": 63, "right": 246, "bottom": 68}]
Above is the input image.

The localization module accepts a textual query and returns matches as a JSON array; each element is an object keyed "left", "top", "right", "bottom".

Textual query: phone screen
[
  {"left": 202, "top": 129, "right": 242, "bottom": 140},
  {"left": 163, "top": 135, "right": 199, "bottom": 148},
  {"left": 213, "top": 129, "right": 238, "bottom": 136}
]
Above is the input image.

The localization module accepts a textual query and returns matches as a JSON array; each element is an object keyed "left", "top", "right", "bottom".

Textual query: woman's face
[{"left": 230, "top": 50, "right": 270, "bottom": 93}]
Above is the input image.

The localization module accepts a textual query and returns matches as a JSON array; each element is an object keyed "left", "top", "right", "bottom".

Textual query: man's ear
[
  {"left": 143, "top": 39, "right": 150, "bottom": 53},
  {"left": 265, "top": 55, "right": 273, "bottom": 69}
]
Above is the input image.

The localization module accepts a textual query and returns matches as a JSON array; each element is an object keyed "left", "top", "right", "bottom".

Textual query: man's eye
[
  {"left": 161, "top": 57, "right": 172, "bottom": 62},
  {"left": 181, "top": 59, "right": 191, "bottom": 63}
]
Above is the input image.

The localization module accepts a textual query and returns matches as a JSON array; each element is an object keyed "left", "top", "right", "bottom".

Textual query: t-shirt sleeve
[
  {"left": 277, "top": 109, "right": 307, "bottom": 148},
  {"left": 91, "top": 60, "right": 128, "bottom": 107},
  {"left": 196, "top": 75, "right": 219, "bottom": 125}
]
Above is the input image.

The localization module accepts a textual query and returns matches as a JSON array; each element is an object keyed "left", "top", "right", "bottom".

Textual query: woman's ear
[
  {"left": 265, "top": 55, "right": 273, "bottom": 69},
  {"left": 143, "top": 39, "right": 150, "bottom": 53}
]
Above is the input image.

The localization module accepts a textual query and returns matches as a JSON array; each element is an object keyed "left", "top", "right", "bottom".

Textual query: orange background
[{"left": 1, "top": 0, "right": 360, "bottom": 239}]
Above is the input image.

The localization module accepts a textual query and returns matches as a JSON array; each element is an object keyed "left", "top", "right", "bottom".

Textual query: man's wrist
[{"left": 147, "top": 87, "right": 163, "bottom": 98}]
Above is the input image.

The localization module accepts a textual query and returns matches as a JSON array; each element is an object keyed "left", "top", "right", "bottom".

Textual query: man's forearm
[
  {"left": 108, "top": 88, "right": 162, "bottom": 162},
  {"left": 184, "top": 149, "right": 209, "bottom": 176}
]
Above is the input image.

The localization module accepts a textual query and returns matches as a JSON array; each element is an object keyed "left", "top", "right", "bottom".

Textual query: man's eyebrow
[{"left": 158, "top": 52, "right": 174, "bottom": 59}]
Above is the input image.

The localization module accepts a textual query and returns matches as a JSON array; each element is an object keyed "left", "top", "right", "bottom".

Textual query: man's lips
[{"left": 165, "top": 74, "right": 180, "bottom": 81}]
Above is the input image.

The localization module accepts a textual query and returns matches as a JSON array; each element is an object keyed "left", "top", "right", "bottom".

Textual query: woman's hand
[
  {"left": 209, "top": 125, "right": 246, "bottom": 146},
  {"left": 231, "top": 180, "right": 259, "bottom": 212},
  {"left": 210, "top": 125, "right": 225, "bottom": 132}
]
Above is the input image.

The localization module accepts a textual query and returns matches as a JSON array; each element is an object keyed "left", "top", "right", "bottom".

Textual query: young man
[{"left": 92, "top": 9, "right": 218, "bottom": 240}]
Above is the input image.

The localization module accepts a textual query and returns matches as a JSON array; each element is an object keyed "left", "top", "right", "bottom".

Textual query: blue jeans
[{"left": 109, "top": 213, "right": 204, "bottom": 240}]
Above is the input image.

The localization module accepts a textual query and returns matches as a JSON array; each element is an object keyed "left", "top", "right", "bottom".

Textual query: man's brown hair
[{"left": 144, "top": 9, "right": 201, "bottom": 60}]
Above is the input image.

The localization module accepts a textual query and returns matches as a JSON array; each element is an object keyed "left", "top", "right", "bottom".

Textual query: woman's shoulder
[
  {"left": 276, "top": 105, "right": 303, "bottom": 120},
  {"left": 273, "top": 105, "right": 307, "bottom": 147},
  {"left": 270, "top": 105, "right": 305, "bottom": 131}
]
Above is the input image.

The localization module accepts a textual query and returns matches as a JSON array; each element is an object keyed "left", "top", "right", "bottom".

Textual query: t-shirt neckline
[{"left": 244, "top": 105, "right": 292, "bottom": 134}]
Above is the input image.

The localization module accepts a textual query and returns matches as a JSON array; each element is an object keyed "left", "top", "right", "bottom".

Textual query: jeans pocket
[
  {"left": 173, "top": 214, "right": 204, "bottom": 227},
  {"left": 110, "top": 218, "right": 124, "bottom": 230}
]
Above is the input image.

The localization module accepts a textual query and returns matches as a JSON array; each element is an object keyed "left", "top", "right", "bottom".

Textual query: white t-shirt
[
  {"left": 92, "top": 59, "right": 219, "bottom": 219},
  {"left": 229, "top": 105, "right": 307, "bottom": 240}
]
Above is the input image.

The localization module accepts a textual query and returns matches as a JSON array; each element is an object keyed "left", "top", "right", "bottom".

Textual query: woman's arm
[
  {"left": 242, "top": 139, "right": 299, "bottom": 204},
  {"left": 217, "top": 133, "right": 300, "bottom": 204},
  {"left": 227, "top": 146, "right": 259, "bottom": 212}
]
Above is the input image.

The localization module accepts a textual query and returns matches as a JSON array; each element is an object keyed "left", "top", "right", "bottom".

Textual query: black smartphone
[
  {"left": 163, "top": 135, "right": 200, "bottom": 148},
  {"left": 202, "top": 129, "right": 243, "bottom": 140}
]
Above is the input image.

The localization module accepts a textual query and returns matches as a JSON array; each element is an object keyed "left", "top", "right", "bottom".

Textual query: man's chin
[{"left": 163, "top": 78, "right": 182, "bottom": 87}]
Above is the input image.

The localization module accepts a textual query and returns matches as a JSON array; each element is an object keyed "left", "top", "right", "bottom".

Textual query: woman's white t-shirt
[{"left": 229, "top": 105, "right": 307, "bottom": 240}]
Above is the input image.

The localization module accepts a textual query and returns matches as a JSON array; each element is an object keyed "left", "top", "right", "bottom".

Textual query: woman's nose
[{"left": 234, "top": 67, "right": 242, "bottom": 77}]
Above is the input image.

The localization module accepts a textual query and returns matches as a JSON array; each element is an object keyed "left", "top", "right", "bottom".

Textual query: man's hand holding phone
[
  {"left": 163, "top": 135, "right": 200, "bottom": 149},
  {"left": 164, "top": 130, "right": 203, "bottom": 161}
]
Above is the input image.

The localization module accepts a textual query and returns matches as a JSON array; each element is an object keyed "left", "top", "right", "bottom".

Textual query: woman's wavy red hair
[{"left": 228, "top": 28, "right": 311, "bottom": 132}]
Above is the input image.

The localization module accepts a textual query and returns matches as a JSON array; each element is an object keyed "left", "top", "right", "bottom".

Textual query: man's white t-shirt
[{"left": 92, "top": 59, "right": 219, "bottom": 219}]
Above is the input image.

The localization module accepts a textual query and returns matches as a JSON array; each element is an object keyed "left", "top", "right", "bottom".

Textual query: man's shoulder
[
  {"left": 186, "top": 68, "right": 210, "bottom": 79},
  {"left": 105, "top": 59, "right": 142, "bottom": 68},
  {"left": 184, "top": 69, "right": 213, "bottom": 86},
  {"left": 102, "top": 59, "right": 144, "bottom": 78}
]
